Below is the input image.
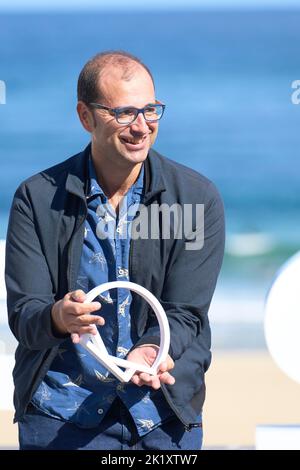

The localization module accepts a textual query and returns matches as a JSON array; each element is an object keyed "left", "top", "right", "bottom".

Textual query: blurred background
[{"left": 1, "top": 0, "right": 300, "bottom": 449}]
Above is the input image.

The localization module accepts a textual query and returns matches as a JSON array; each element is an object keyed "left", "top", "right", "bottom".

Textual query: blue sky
[{"left": 1, "top": 0, "right": 300, "bottom": 10}]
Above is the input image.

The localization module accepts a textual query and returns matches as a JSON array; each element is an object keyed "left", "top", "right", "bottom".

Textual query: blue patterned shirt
[{"left": 31, "top": 156, "right": 174, "bottom": 435}]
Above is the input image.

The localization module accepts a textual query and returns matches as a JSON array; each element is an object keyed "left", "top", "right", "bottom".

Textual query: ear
[{"left": 77, "top": 101, "right": 96, "bottom": 132}]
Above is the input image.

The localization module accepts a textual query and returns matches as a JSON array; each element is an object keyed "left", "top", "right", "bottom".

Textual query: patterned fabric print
[{"left": 31, "top": 157, "right": 174, "bottom": 434}]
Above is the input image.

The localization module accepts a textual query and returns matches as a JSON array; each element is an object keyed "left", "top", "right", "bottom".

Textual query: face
[{"left": 78, "top": 65, "right": 159, "bottom": 169}]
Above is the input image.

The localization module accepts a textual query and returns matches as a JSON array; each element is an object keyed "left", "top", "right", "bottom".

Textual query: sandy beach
[
  {"left": 204, "top": 350, "right": 300, "bottom": 448},
  {"left": 2, "top": 350, "right": 300, "bottom": 449}
]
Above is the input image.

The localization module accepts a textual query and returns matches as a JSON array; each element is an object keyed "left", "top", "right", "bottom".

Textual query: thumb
[{"left": 70, "top": 290, "right": 86, "bottom": 303}]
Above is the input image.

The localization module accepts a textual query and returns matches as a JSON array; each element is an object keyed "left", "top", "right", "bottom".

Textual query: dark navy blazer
[{"left": 5, "top": 144, "right": 225, "bottom": 429}]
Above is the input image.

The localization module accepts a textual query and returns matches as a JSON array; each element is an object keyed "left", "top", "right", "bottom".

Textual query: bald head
[{"left": 77, "top": 50, "right": 155, "bottom": 105}]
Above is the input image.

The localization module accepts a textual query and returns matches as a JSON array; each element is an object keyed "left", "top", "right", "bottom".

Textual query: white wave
[
  {"left": 0, "top": 240, "right": 6, "bottom": 301},
  {"left": 0, "top": 240, "right": 7, "bottom": 326},
  {"left": 0, "top": 354, "right": 14, "bottom": 410},
  {"left": 209, "top": 292, "right": 265, "bottom": 324},
  {"left": 226, "top": 232, "right": 275, "bottom": 257}
]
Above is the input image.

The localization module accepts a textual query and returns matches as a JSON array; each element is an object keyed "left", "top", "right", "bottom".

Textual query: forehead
[{"left": 98, "top": 65, "right": 155, "bottom": 107}]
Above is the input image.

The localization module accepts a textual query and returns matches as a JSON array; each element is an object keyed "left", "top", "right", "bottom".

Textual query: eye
[
  {"left": 145, "top": 107, "right": 156, "bottom": 113},
  {"left": 144, "top": 105, "right": 160, "bottom": 118},
  {"left": 145, "top": 106, "right": 156, "bottom": 112},
  {"left": 118, "top": 107, "right": 136, "bottom": 118}
]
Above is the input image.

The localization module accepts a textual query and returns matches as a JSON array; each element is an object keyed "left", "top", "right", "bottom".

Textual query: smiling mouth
[{"left": 120, "top": 135, "right": 148, "bottom": 146}]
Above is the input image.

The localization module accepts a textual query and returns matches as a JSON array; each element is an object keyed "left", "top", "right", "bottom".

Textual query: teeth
[{"left": 122, "top": 137, "right": 144, "bottom": 145}]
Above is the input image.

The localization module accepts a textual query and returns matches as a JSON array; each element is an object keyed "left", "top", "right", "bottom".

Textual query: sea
[{"left": 0, "top": 9, "right": 300, "bottom": 356}]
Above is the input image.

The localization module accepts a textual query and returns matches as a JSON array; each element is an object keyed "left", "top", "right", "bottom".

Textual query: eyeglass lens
[{"left": 117, "top": 105, "right": 163, "bottom": 124}]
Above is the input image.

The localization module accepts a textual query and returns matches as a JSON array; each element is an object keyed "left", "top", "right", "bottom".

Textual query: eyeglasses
[{"left": 88, "top": 102, "right": 165, "bottom": 125}]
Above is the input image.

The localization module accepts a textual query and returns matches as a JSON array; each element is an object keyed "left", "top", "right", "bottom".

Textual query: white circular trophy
[
  {"left": 79, "top": 281, "right": 170, "bottom": 383},
  {"left": 256, "top": 252, "right": 300, "bottom": 449}
]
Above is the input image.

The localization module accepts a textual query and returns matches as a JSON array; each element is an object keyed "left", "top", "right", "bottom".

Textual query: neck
[{"left": 90, "top": 148, "right": 142, "bottom": 200}]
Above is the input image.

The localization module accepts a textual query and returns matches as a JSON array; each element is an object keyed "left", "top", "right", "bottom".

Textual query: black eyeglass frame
[{"left": 88, "top": 102, "right": 166, "bottom": 125}]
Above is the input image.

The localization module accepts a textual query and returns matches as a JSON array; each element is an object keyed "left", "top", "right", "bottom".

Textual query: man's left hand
[{"left": 127, "top": 345, "right": 175, "bottom": 390}]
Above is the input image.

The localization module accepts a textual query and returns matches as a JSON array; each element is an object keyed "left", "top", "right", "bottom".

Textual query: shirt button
[
  {"left": 118, "top": 267, "right": 128, "bottom": 277},
  {"left": 117, "top": 384, "right": 124, "bottom": 392},
  {"left": 116, "top": 227, "right": 122, "bottom": 234},
  {"left": 97, "top": 408, "right": 103, "bottom": 415}
]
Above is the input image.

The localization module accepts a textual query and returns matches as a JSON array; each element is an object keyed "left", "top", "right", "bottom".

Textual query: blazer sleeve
[
  {"left": 135, "top": 181, "right": 225, "bottom": 361},
  {"left": 5, "top": 184, "right": 65, "bottom": 351}
]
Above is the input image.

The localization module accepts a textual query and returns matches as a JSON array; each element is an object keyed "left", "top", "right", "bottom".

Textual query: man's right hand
[{"left": 51, "top": 289, "right": 104, "bottom": 344}]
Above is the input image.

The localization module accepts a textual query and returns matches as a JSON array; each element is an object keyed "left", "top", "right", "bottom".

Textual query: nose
[{"left": 130, "top": 111, "right": 149, "bottom": 134}]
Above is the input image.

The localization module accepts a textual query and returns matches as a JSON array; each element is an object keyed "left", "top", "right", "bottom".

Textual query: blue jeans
[{"left": 18, "top": 399, "right": 202, "bottom": 450}]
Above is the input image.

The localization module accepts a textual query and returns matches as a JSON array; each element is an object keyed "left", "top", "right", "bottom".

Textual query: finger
[
  {"left": 71, "top": 333, "right": 80, "bottom": 343},
  {"left": 158, "top": 358, "right": 174, "bottom": 373},
  {"left": 70, "top": 290, "right": 86, "bottom": 302},
  {"left": 158, "top": 361, "right": 168, "bottom": 373},
  {"left": 70, "top": 325, "right": 99, "bottom": 337},
  {"left": 70, "top": 328, "right": 99, "bottom": 343},
  {"left": 70, "top": 301, "right": 101, "bottom": 315},
  {"left": 158, "top": 372, "right": 175, "bottom": 385},
  {"left": 138, "top": 371, "right": 175, "bottom": 388},
  {"left": 77, "top": 314, "right": 105, "bottom": 326},
  {"left": 138, "top": 372, "right": 153, "bottom": 383},
  {"left": 136, "top": 372, "right": 161, "bottom": 390},
  {"left": 147, "top": 376, "right": 161, "bottom": 390},
  {"left": 130, "top": 374, "right": 143, "bottom": 387}
]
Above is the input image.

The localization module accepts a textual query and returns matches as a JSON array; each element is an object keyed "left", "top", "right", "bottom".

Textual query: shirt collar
[
  {"left": 132, "top": 164, "right": 144, "bottom": 196},
  {"left": 86, "top": 156, "right": 106, "bottom": 200},
  {"left": 65, "top": 144, "right": 165, "bottom": 202},
  {"left": 87, "top": 154, "right": 144, "bottom": 200}
]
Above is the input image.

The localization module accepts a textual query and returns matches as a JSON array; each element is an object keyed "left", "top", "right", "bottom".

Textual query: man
[{"left": 5, "top": 51, "right": 225, "bottom": 450}]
